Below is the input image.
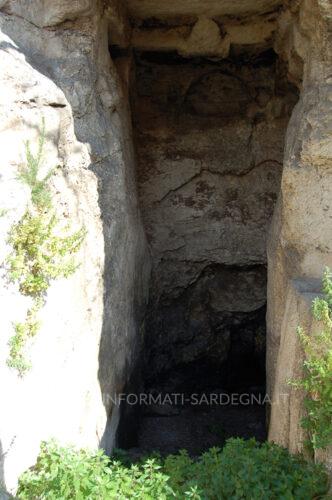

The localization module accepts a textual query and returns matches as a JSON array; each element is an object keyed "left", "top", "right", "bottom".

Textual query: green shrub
[
  {"left": 8, "top": 211, "right": 85, "bottom": 298},
  {"left": 6, "top": 120, "right": 85, "bottom": 375},
  {"left": 17, "top": 441, "right": 174, "bottom": 500},
  {"left": 164, "top": 439, "right": 329, "bottom": 499},
  {"left": 290, "top": 267, "right": 332, "bottom": 451},
  {"left": 17, "top": 438, "right": 329, "bottom": 499}
]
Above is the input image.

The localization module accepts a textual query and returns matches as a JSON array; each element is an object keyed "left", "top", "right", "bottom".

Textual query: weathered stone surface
[
  {"left": 131, "top": 12, "right": 279, "bottom": 58},
  {"left": 267, "top": 0, "right": 332, "bottom": 473},
  {"left": 106, "top": 0, "right": 131, "bottom": 48},
  {"left": 269, "top": 279, "right": 332, "bottom": 477},
  {"left": 268, "top": 280, "right": 319, "bottom": 452},
  {"left": 4, "top": 0, "right": 94, "bottom": 27},
  {"left": 126, "top": 0, "right": 282, "bottom": 20},
  {"left": 133, "top": 51, "right": 297, "bottom": 389},
  {"left": 0, "top": 4, "right": 149, "bottom": 494}
]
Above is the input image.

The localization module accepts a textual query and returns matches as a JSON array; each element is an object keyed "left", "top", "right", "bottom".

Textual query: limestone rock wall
[
  {"left": 268, "top": 279, "right": 332, "bottom": 469},
  {"left": 133, "top": 50, "right": 297, "bottom": 389},
  {"left": 0, "top": 1, "right": 149, "bottom": 493},
  {"left": 267, "top": 0, "right": 332, "bottom": 471}
]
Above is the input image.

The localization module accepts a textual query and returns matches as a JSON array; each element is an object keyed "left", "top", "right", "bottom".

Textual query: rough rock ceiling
[{"left": 126, "top": 0, "right": 283, "bottom": 21}]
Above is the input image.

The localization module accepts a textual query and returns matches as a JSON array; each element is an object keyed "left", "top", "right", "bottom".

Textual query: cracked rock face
[{"left": 133, "top": 50, "right": 298, "bottom": 388}]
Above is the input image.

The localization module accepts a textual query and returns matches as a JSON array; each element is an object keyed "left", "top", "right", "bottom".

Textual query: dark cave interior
[{"left": 114, "top": 42, "right": 298, "bottom": 454}]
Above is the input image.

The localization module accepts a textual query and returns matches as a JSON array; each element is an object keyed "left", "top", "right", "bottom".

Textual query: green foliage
[
  {"left": 7, "top": 211, "right": 85, "bottom": 298},
  {"left": 6, "top": 122, "right": 85, "bottom": 375},
  {"left": 6, "top": 299, "right": 41, "bottom": 375},
  {"left": 163, "top": 439, "right": 329, "bottom": 499},
  {"left": 17, "top": 441, "right": 174, "bottom": 500},
  {"left": 18, "top": 118, "right": 53, "bottom": 210},
  {"left": 17, "top": 438, "right": 329, "bottom": 500},
  {"left": 290, "top": 267, "right": 332, "bottom": 451}
]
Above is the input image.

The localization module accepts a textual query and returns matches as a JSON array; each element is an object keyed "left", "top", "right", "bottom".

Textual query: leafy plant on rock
[
  {"left": 290, "top": 267, "right": 332, "bottom": 451},
  {"left": 6, "top": 120, "right": 85, "bottom": 375}
]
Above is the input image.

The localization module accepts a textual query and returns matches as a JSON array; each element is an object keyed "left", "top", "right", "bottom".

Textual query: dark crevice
[
  {"left": 48, "top": 102, "right": 66, "bottom": 108},
  {"left": 134, "top": 47, "right": 278, "bottom": 68},
  {"left": 109, "top": 45, "right": 131, "bottom": 60}
]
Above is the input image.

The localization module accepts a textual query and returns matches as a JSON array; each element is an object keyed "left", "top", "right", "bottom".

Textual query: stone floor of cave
[
  {"left": 136, "top": 402, "right": 266, "bottom": 456},
  {"left": 124, "top": 371, "right": 267, "bottom": 457}
]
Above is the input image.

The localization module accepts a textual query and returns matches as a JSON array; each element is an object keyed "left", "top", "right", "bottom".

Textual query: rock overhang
[
  {"left": 126, "top": 0, "right": 283, "bottom": 21},
  {"left": 116, "top": 0, "right": 284, "bottom": 58}
]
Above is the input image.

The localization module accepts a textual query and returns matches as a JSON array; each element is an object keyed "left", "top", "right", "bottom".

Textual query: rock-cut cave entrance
[{"left": 122, "top": 43, "right": 298, "bottom": 455}]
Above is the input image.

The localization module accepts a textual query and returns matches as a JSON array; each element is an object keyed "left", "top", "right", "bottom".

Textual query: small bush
[
  {"left": 6, "top": 121, "right": 85, "bottom": 375},
  {"left": 8, "top": 211, "right": 85, "bottom": 298},
  {"left": 17, "top": 438, "right": 329, "bottom": 499},
  {"left": 163, "top": 439, "right": 329, "bottom": 499}
]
